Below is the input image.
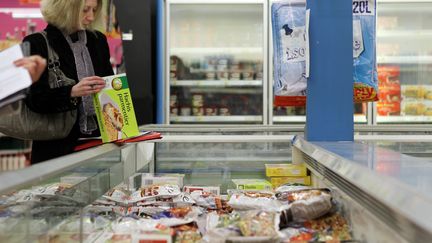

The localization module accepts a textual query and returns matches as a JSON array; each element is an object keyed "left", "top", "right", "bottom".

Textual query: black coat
[{"left": 23, "top": 24, "right": 114, "bottom": 163}]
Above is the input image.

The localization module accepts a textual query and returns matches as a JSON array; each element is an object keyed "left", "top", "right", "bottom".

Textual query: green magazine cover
[{"left": 93, "top": 73, "right": 139, "bottom": 143}]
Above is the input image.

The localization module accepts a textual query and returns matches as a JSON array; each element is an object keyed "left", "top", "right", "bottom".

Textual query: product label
[
  {"left": 280, "top": 26, "right": 306, "bottom": 63},
  {"left": 353, "top": 0, "right": 375, "bottom": 16},
  {"left": 354, "top": 83, "right": 378, "bottom": 102},
  {"left": 353, "top": 19, "right": 364, "bottom": 58}
]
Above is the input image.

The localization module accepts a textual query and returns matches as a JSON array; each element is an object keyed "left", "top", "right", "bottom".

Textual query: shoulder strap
[
  {"left": 38, "top": 31, "right": 65, "bottom": 89},
  {"left": 39, "top": 31, "right": 59, "bottom": 65}
]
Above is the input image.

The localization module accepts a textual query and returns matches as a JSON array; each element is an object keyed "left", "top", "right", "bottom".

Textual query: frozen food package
[
  {"left": 271, "top": 0, "right": 308, "bottom": 106},
  {"left": 272, "top": 0, "right": 378, "bottom": 105},
  {"left": 102, "top": 188, "right": 130, "bottom": 205},
  {"left": 190, "top": 191, "right": 231, "bottom": 213},
  {"left": 278, "top": 189, "right": 332, "bottom": 224},
  {"left": 352, "top": 0, "right": 378, "bottom": 103},
  {"left": 227, "top": 191, "right": 284, "bottom": 212},
  {"left": 130, "top": 184, "right": 181, "bottom": 203},
  {"left": 238, "top": 210, "right": 280, "bottom": 238},
  {"left": 302, "top": 213, "right": 352, "bottom": 241}
]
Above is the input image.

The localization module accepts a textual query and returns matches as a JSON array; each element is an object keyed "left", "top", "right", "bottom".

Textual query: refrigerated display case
[
  {"left": 292, "top": 136, "right": 432, "bottom": 242},
  {"left": 0, "top": 142, "right": 154, "bottom": 242},
  {"left": 1, "top": 126, "right": 432, "bottom": 242},
  {"left": 376, "top": 0, "right": 432, "bottom": 123},
  {"left": 165, "top": 0, "right": 268, "bottom": 124},
  {"left": 163, "top": 0, "right": 432, "bottom": 125}
]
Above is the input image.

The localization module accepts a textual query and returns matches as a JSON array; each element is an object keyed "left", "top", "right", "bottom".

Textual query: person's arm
[{"left": 0, "top": 55, "right": 47, "bottom": 116}]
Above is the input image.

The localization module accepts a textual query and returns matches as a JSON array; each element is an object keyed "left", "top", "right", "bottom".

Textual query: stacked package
[{"left": 265, "top": 163, "right": 311, "bottom": 188}]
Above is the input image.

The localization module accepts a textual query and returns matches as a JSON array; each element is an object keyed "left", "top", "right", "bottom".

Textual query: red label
[
  {"left": 274, "top": 96, "right": 306, "bottom": 107},
  {"left": 354, "top": 86, "right": 378, "bottom": 102}
]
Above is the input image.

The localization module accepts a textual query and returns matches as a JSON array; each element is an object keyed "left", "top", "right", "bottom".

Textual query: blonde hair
[{"left": 41, "top": 0, "right": 103, "bottom": 34}]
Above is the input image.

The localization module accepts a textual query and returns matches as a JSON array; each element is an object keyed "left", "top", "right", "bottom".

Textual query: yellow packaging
[
  {"left": 265, "top": 164, "right": 307, "bottom": 177},
  {"left": 232, "top": 179, "right": 272, "bottom": 191},
  {"left": 270, "top": 176, "right": 311, "bottom": 188},
  {"left": 93, "top": 73, "right": 140, "bottom": 143}
]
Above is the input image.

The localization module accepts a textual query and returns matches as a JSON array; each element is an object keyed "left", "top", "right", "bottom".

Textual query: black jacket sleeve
[{"left": 23, "top": 32, "right": 79, "bottom": 114}]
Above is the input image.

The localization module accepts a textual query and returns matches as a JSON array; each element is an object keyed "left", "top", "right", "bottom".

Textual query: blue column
[
  {"left": 306, "top": 0, "right": 353, "bottom": 141},
  {"left": 156, "top": 0, "right": 164, "bottom": 124}
]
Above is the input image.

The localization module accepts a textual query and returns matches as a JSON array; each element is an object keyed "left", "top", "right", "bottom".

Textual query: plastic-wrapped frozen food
[
  {"left": 272, "top": 0, "right": 307, "bottom": 106},
  {"left": 275, "top": 184, "right": 310, "bottom": 193},
  {"left": 173, "top": 223, "right": 202, "bottom": 243},
  {"left": 278, "top": 189, "right": 332, "bottom": 224},
  {"left": 228, "top": 191, "right": 283, "bottom": 212},
  {"left": 202, "top": 228, "right": 241, "bottom": 243},
  {"left": 130, "top": 185, "right": 181, "bottom": 203},
  {"left": 12, "top": 183, "right": 76, "bottom": 203},
  {"left": 303, "top": 213, "right": 352, "bottom": 241},
  {"left": 103, "top": 188, "right": 131, "bottom": 205},
  {"left": 279, "top": 227, "right": 316, "bottom": 242},
  {"left": 136, "top": 192, "right": 195, "bottom": 207},
  {"left": 190, "top": 191, "right": 231, "bottom": 213},
  {"left": 202, "top": 212, "right": 242, "bottom": 243},
  {"left": 238, "top": 210, "right": 280, "bottom": 237},
  {"left": 32, "top": 183, "right": 75, "bottom": 196}
]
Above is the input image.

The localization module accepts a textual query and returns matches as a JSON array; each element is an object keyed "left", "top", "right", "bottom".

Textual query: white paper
[{"left": 0, "top": 44, "right": 32, "bottom": 101}]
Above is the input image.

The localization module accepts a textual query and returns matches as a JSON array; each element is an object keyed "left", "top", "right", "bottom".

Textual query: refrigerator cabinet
[{"left": 165, "top": 0, "right": 268, "bottom": 124}]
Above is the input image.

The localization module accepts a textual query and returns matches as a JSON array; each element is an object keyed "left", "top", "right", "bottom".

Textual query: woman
[{"left": 23, "top": 0, "right": 113, "bottom": 163}]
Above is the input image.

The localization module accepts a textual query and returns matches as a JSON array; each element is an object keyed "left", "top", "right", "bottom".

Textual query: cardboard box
[
  {"left": 183, "top": 185, "right": 220, "bottom": 195},
  {"left": 270, "top": 176, "right": 311, "bottom": 188},
  {"left": 265, "top": 164, "right": 307, "bottom": 177},
  {"left": 232, "top": 179, "right": 272, "bottom": 191},
  {"left": 93, "top": 73, "right": 139, "bottom": 143},
  {"left": 129, "top": 173, "right": 185, "bottom": 189}
]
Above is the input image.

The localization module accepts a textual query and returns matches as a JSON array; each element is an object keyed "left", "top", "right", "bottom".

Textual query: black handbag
[{"left": 0, "top": 32, "right": 77, "bottom": 140}]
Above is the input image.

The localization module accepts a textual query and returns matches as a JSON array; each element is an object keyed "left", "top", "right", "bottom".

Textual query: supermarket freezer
[{"left": 0, "top": 127, "right": 432, "bottom": 241}]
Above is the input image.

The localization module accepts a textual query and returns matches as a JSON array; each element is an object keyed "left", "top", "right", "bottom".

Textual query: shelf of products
[
  {"left": 293, "top": 136, "right": 432, "bottom": 242},
  {"left": 377, "top": 115, "right": 432, "bottom": 123},
  {"left": 171, "top": 47, "right": 262, "bottom": 55},
  {"left": 377, "top": 55, "right": 432, "bottom": 64},
  {"left": 272, "top": 115, "right": 368, "bottom": 123},
  {"left": 170, "top": 115, "right": 262, "bottom": 123},
  {"left": 0, "top": 136, "right": 31, "bottom": 171},
  {"left": 376, "top": 1, "right": 432, "bottom": 123},
  {"left": 166, "top": 1, "right": 266, "bottom": 124},
  {"left": 171, "top": 80, "right": 262, "bottom": 87}
]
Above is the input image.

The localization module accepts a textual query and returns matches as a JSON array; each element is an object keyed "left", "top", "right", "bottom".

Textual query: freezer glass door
[
  {"left": 376, "top": 1, "right": 432, "bottom": 123},
  {"left": 167, "top": 2, "right": 265, "bottom": 124}
]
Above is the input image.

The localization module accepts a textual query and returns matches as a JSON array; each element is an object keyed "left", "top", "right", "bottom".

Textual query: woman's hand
[
  {"left": 14, "top": 55, "right": 47, "bottom": 83},
  {"left": 71, "top": 76, "right": 105, "bottom": 97}
]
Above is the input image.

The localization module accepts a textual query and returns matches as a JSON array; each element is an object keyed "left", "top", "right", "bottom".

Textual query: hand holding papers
[{"left": 0, "top": 45, "right": 33, "bottom": 108}]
